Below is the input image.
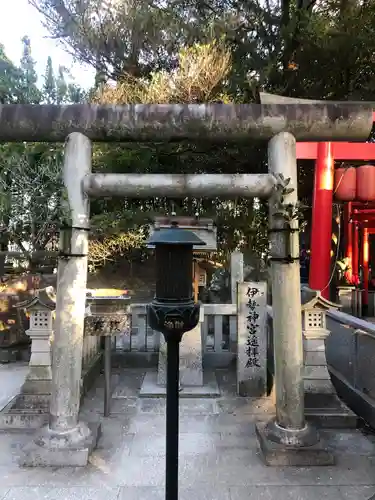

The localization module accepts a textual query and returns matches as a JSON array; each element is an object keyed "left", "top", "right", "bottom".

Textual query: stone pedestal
[
  {"left": 20, "top": 421, "right": 101, "bottom": 467},
  {"left": 179, "top": 321, "right": 203, "bottom": 387},
  {"left": 237, "top": 281, "right": 267, "bottom": 397},
  {"left": 21, "top": 328, "right": 52, "bottom": 395},
  {"left": 256, "top": 421, "right": 335, "bottom": 466},
  {"left": 304, "top": 333, "right": 335, "bottom": 394},
  {"left": 300, "top": 288, "right": 340, "bottom": 395},
  {"left": 300, "top": 287, "right": 355, "bottom": 427},
  {"left": 141, "top": 306, "right": 219, "bottom": 397}
]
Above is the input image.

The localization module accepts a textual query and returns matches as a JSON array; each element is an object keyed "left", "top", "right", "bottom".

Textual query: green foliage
[
  {"left": 5, "top": 0, "right": 375, "bottom": 271},
  {"left": 0, "top": 144, "right": 65, "bottom": 250},
  {"left": 0, "top": 39, "right": 87, "bottom": 270},
  {"left": 43, "top": 56, "right": 57, "bottom": 104},
  {"left": 18, "top": 36, "right": 41, "bottom": 104}
]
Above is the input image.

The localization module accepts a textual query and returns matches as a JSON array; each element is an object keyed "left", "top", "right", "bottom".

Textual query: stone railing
[
  {"left": 268, "top": 305, "right": 375, "bottom": 426},
  {"left": 82, "top": 335, "right": 101, "bottom": 370},
  {"left": 114, "top": 303, "right": 237, "bottom": 355},
  {"left": 326, "top": 310, "right": 375, "bottom": 422},
  {"left": 338, "top": 288, "right": 375, "bottom": 318}
]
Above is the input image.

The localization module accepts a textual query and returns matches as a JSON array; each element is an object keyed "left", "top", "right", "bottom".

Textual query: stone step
[{"left": 0, "top": 394, "right": 50, "bottom": 430}]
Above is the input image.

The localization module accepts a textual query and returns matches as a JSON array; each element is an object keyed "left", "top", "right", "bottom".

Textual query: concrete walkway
[{"left": 0, "top": 367, "right": 374, "bottom": 499}]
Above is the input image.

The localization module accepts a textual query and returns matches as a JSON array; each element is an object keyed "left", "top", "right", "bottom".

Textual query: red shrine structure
[{"left": 297, "top": 122, "right": 375, "bottom": 311}]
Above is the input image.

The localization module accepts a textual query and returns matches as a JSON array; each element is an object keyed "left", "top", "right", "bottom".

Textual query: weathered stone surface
[
  {"left": 84, "top": 314, "right": 130, "bottom": 337},
  {"left": 84, "top": 173, "right": 277, "bottom": 200},
  {"left": 0, "top": 367, "right": 374, "bottom": 492},
  {"left": 255, "top": 422, "right": 335, "bottom": 466},
  {"left": 0, "top": 103, "right": 372, "bottom": 143},
  {"left": 21, "top": 322, "right": 53, "bottom": 396},
  {"left": 156, "top": 336, "right": 167, "bottom": 386},
  {"left": 0, "top": 394, "right": 49, "bottom": 430},
  {"left": 4, "top": 487, "right": 120, "bottom": 500},
  {"left": 230, "top": 252, "right": 244, "bottom": 304},
  {"left": 237, "top": 282, "right": 267, "bottom": 397},
  {"left": 19, "top": 421, "right": 101, "bottom": 467},
  {"left": 140, "top": 371, "right": 220, "bottom": 397},
  {"left": 230, "top": 486, "right": 342, "bottom": 499},
  {"left": 180, "top": 323, "right": 203, "bottom": 387},
  {"left": 157, "top": 308, "right": 204, "bottom": 388},
  {"left": 118, "top": 487, "right": 231, "bottom": 499}
]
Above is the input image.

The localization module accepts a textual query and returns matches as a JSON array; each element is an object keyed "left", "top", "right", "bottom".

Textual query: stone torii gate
[{"left": 0, "top": 103, "right": 372, "bottom": 467}]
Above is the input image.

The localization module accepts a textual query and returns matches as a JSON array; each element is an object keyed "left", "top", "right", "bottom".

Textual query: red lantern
[
  {"left": 357, "top": 165, "right": 375, "bottom": 201},
  {"left": 334, "top": 167, "right": 356, "bottom": 201}
]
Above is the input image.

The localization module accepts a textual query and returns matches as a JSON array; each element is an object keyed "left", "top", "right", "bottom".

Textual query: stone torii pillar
[
  {"left": 0, "top": 101, "right": 371, "bottom": 468},
  {"left": 20, "top": 133, "right": 99, "bottom": 467}
]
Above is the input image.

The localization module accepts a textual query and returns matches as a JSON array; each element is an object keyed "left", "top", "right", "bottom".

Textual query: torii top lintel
[{"left": 0, "top": 103, "right": 372, "bottom": 143}]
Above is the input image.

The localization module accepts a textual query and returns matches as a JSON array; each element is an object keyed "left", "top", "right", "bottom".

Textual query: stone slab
[
  {"left": 4, "top": 487, "right": 120, "bottom": 500},
  {"left": 118, "top": 486, "right": 231, "bottom": 500},
  {"left": 139, "top": 371, "right": 220, "bottom": 398},
  {"left": 179, "top": 322, "right": 203, "bottom": 387},
  {"left": 237, "top": 282, "right": 267, "bottom": 397},
  {"left": 340, "top": 487, "right": 375, "bottom": 500},
  {"left": 19, "top": 421, "right": 101, "bottom": 467},
  {"left": 0, "top": 394, "right": 49, "bottom": 430},
  {"left": 255, "top": 422, "right": 335, "bottom": 466},
  {"left": 157, "top": 322, "right": 204, "bottom": 387},
  {"left": 304, "top": 393, "right": 358, "bottom": 429},
  {"left": 85, "top": 314, "right": 130, "bottom": 337},
  {"left": 266, "top": 391, "right": 358, "bottom": 429},
  {"left": 230, "top": 486, "right": 342, "bottom": 499}
]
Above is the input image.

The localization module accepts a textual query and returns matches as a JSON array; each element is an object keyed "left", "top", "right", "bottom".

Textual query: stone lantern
[
  {"left": 301, "top": 286, "right": 340, "bottom": 394},
  {"left": 17, "top": 286, "right": 56, "bottom": 395}
]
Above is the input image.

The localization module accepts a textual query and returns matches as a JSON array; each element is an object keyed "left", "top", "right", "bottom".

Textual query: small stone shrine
[
  {"left": 301, "top": 286, "right": 339, "bottom": 394},
  {"left": 0, "top": 287, "right": 56, "bottom": 430},
  {"left": 17, "top": 287, "right": 56, "bottom": 395},
  {"left": 300, "top": 286, "right": 357, "bottom": 426}
]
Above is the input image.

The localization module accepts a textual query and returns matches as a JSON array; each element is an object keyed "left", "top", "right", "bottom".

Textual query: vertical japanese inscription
[
  {"left": 245, "top": 286, "right": 261, "bottom": 368},
  {"left": 237, "top": 281, "right": 267, "bottom": 397}
]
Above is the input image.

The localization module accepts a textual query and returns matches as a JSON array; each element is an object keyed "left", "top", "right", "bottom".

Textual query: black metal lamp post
[{"left": 147, "top": 225, "right": 206, "bottom": 500}]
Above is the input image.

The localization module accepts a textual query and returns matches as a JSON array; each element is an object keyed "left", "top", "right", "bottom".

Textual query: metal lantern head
[{"left": 147, "top": 226, "right": 206, "bottom": 341}]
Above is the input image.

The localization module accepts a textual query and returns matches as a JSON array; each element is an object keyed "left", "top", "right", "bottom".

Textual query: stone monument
[{"left": 237, "top": 281, "right": 268, "bottom": 396}]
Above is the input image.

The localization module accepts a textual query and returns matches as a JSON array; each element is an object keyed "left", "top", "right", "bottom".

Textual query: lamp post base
[
  {"left": 165, "top": 338, "right": 180, "bottom": 500},
  {"left": 256, "top": 420, "right": 335, "bottom": 466}
]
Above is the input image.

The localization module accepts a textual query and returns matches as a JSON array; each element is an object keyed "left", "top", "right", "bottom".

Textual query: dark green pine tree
[
  {"left": 43, "top": 55, "right": 57, "bottom": 103},
  {"left": 55, "top": 65, "right": 68, "bottom": 104},
  {"left": 0, "top": 44, "right": 22, "bottom": 103},
  {"left": 18, "top": 36, "right": 41, "bottom": 103}
]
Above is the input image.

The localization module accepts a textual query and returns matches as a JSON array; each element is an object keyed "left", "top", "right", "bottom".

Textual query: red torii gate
[{"left": 296, "top": 137, "right": 375, "bottom": 303}]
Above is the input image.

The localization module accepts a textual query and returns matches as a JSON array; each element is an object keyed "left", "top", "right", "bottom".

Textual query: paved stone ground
[
  {"left": 0, "top": 367, "right": 375, "bottom": 499},
  {"left": 0, "top": 362, "right": 28, "bottom": 410}
]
